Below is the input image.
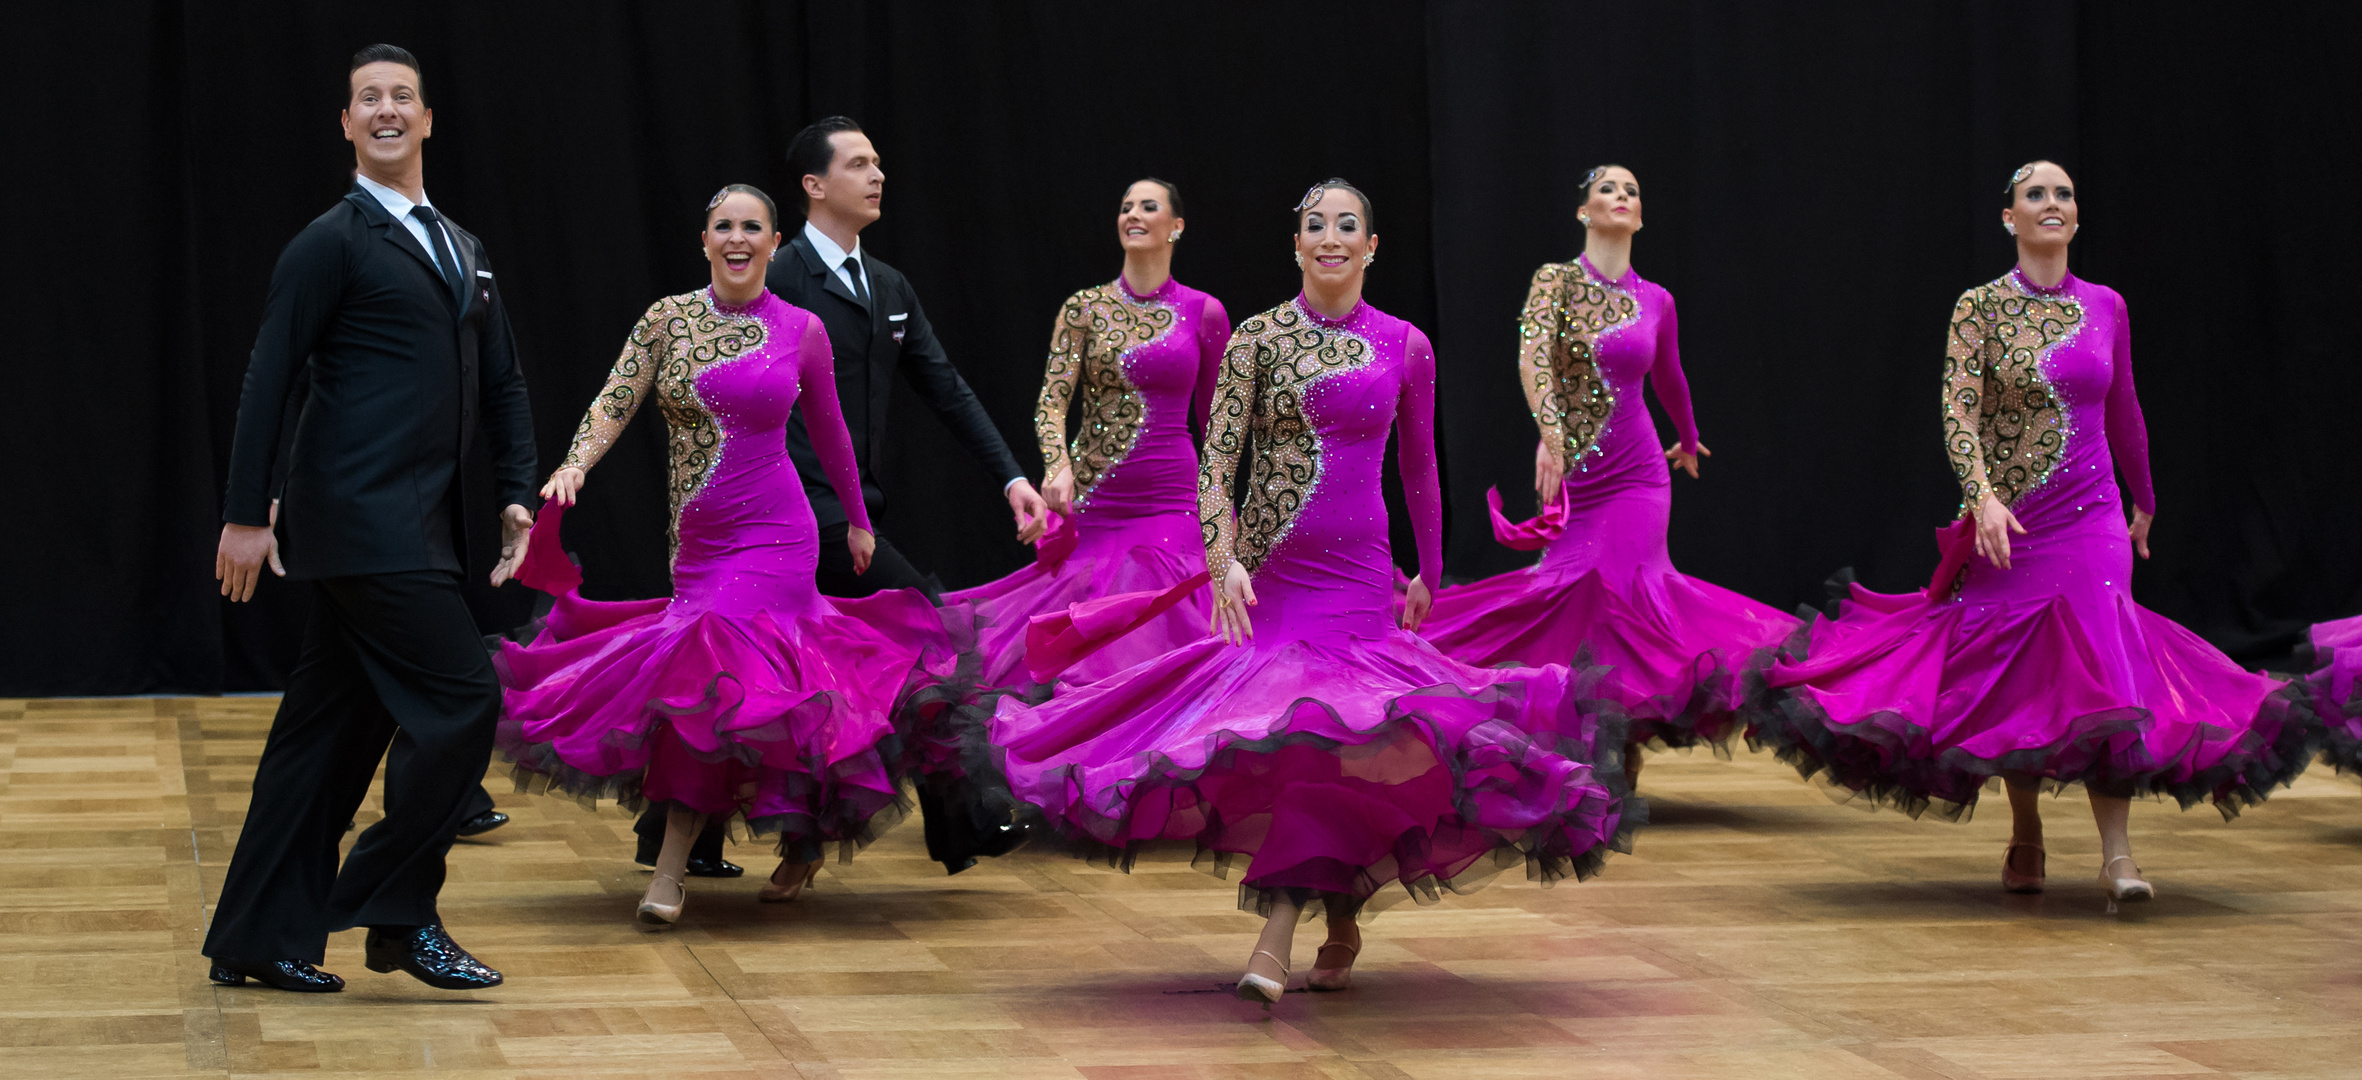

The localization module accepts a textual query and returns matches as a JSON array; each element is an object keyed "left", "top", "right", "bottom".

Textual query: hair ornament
[
  {"left": 706, "top": 187, "right": 731, "bottom": 212},
  {"left": 1294, "top": 183, "right": 1329, "bottom": 215},
  {"left": 2006, "top": 162, "right": 2038, "bottom": 196}
]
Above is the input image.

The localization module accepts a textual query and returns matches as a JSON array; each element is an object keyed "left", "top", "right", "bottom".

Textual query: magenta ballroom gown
[
  {"left": 988, "top": 296, "right": 1636, "bottom": 914},
  {"left": 497, "top": 288, "right": 954, "bottom": 858},
  {"left": 928, "top": 277, "right": 1226, "bottom": 722},
  {"left": 1418, "top": 256, "right": 1798, "bottom": 750},
  {"left": 1752, "top": 268, "right": 2315, "bottom": 817},
  {"left": 2305, "top": 615, "right": 2362, "bottom": 773}
]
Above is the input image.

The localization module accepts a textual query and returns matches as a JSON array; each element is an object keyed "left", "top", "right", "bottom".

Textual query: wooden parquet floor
[{"left": 4, "top": 695, "right": 2358, "bottom": 1079}]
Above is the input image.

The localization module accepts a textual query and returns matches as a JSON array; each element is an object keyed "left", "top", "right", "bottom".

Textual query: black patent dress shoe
[
  {"left": 208, "top": 958, "right": 345, "bottom": 993},
  {"left": 363, "top": 924, "right": 503, "bottom": 990},
  {"left": 685, "top": 856, "right": 743, "bottom": 878},
  {"left": 455, "top": 810, "right": 510, "bottom": 837}
]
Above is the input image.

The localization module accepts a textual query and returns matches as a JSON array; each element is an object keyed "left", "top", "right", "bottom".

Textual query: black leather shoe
[
  {"left": 685, "top": 856, "right": 744, "bottom": 878},
  {"left": 208, "top": 958, "right": 344, "bottom": 993},
  {"left": 455, "top": 810, "right": 510, "bottom": 837},
  {"left": 363, "top": 924, "right": 503, "bottom": 990}
]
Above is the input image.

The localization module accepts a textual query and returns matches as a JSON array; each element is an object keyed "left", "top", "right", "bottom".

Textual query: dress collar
[
  {"left": 2009, "top": 265, "right": 2079, "bottom": 297},
  {"left": 1292, "top": 292, "right": 1369, "bottom": 330},
  {"left": 1117, "top": 274, "right": 1178, "bottom": 303},
  {"left": 706, "top": 285, "right": 772, "bottom": 317},
  {"left": 1577, "top": 252, "right": 1639, "bottom": 290}
]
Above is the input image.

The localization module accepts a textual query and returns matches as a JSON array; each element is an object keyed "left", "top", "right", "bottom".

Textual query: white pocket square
[{"left": 888, "top": 312, "right": 908, "bottom": 322}]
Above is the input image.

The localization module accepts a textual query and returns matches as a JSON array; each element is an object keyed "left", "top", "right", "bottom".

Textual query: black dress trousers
[{"left": 202, "top": 570, "right": 500, "bottom": 964}]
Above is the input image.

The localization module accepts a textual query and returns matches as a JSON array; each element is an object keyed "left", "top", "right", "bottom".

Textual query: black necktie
[
  {"left": 845, "top": 256, "right": 870, "bottom": 305},
  {"left": 409, "top": 205, "right": 464, "bottom": 305}
]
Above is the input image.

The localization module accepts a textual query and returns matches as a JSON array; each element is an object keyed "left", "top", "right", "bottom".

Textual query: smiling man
[{"left": 202, "top": 44, "right": 534, "bottom": 994}]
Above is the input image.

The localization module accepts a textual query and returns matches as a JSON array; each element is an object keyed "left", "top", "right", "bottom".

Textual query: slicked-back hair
[
  {"left": 349, "top": 43, "right": 425, "bottom": 106},
  {"left": 1578, "top": 163, "right": 1631, "bottom": 194},
  {"left": 1131, "top": 177, "right": 1184, "bottom": 217},
  {"left": 1295, "top": 178, "right": 1374, "bottom": 233},
  {"left": 785, "top": 117, "right": 867, "bottom": 213},
  {"left": 706, "top": 183, "right": 781, "bottom": 231}
]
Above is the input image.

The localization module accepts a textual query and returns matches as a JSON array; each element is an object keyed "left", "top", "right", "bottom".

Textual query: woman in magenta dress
[
  {"left": 1417, "top": 164, "right": 1797, "bottom": 773},
  {"left": 988, "top": 181, "right": 1634, "bottom": 1007},
  {"left": 930, "top": 179, "right": 1225, "bottom": 724},
  {"left": 2303, "top": 615, "right": 2362, "bottom": 773},
  {"left": 1750, "top": 162, "right": 2316, "bottom": 902},
  {"left": 498, "top": 186, "right": 952, "bottom": 925}
]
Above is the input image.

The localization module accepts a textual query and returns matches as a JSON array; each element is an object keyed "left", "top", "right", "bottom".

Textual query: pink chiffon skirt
[
  {"left": 987, "top": 624, "right": 1637, "bottom": 916},
  {"left": 2306, "top": 614, "right": 2362, "bottom": 773}
]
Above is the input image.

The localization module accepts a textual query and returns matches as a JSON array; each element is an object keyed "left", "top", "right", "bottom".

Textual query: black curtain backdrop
[{"left": 2, "top": 1, "right": 2352, "bottom": 696}]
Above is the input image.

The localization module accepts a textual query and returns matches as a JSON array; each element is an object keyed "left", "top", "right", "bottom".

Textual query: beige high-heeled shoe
[
  {"left": 2099, "top": 855, "right": 2153, "bottom": 902},
  {"left": 1308, "top": 940, "right": 1359, "bottom": 991},
  {"left": 1236, "top": 949, "right": 1290, "bottom": 1008},
  {"left": 2002, "top": 841, "right": 2046, "bottom": 894},
  {"left": 637, "top": 872, "right": 686, "bottom": 926},
  {"left": 757, "top": 860, "right": 819, "bottom": 903}
]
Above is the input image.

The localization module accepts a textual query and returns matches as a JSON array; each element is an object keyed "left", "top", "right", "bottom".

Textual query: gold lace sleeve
[
  {"left": 1941, "top": 289, "right": 1995, "bottom": 518},
  {"left": 1517, "top": 265, "right": 1571, "bottom": 460},
  {"left": 1034, "top": 296, "right": 1088, "bottom": 480},
  {"left": 559, "top": 304, "right": 662, "bottom": 474},
  {"left": 1198, "top": 326, "right": 1261, "bottom": 580}
]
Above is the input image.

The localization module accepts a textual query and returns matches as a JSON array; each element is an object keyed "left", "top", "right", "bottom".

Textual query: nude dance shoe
[
  {"left": 2002, "top": 841, "right": 2046, "bottom": 894},
  {"left": 1236, "top": 949, "right": 1290, "bottom": 1008},
  {"left": 757, "top": 860, "right": 819, "bottom": 903},
  {"left": 1308, "top": 940, "right": 1359, "bottom": 991},
  {"left": 2099, "top": 855, "right": 2154, "bottom": 903},
  {"left": 637, "top": 872, "right": 686, "bottom": 926}
]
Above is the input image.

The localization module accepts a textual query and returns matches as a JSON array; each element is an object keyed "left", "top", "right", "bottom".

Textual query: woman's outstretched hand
[
  {"left": 541, "top": 466, "right": 588, "bottom": 507},
  {"left": 847, "top": 525, "right": 876, "bottom": 575},
  {"left": 2129, "top": 508, "right": 2153, "bottom": 560},
  {"left": 1007, "top": 478, "right": 1050, "bottom": 544},
  {"left": 1210, "top": 561, "right": 1257, "bottom": 646},
  {"left": 1400, "top": 575, "right": 1433, "bottom": 633},
  {"left": 1664, "top": 441, "right": 1712, "bottom": 479},
  {"left": 1041, "top": 466, "right": 1076, "bottom": 516},
  {"left": 1534, "top": 440, "right": 1566, "bottom": 506},
  {"left": 1975, "top": 494, "right": 2027, "bottom": 570}
]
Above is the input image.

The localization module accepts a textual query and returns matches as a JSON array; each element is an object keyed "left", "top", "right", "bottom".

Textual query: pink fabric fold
[
  {"left": 1486, "top": 485, "right": 1571, "bottom": 551},
  {"left": 1024, "top": 571, "right": 1210, "bottom": 684},
  {"left": 518, "top": 499, "right": 583, "bottom": 596},
  {"left": 1032, "top": 510, "right": 1077, "bottom": 569}
]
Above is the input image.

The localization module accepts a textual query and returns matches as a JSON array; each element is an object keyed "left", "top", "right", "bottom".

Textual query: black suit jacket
[
  {"left": 223, "top": 184, "right": 537, "bottom": 579},
  {"left": 765, "top": 231, "right": 1023, "bottom": 528}
]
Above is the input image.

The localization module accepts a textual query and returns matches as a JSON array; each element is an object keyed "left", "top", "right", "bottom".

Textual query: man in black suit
[
  {"left": 763, "top": 116, "right": 1049, "bottom": 874},
  {"left": 204, "top": 45, "right": 532, "bottom": 993}
]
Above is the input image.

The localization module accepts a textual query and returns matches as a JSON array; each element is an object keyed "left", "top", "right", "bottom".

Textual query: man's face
[
  {"left": 810, "top": 131, "right": 884, "bottom": 227},
  {"left": 342, "top": 62, "right": 431, "bottom": 175}
]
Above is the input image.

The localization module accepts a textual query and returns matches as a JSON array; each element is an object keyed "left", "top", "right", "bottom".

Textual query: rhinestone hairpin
[
  {"left": 1294, "top": 183, "right": 1328, "bottom": 214},
  {"left": 706, "top": 187, "right": 731, "bottom": 211},
  {"left": 2006, "top": 163, "right": 2037, "bottom": 195}
]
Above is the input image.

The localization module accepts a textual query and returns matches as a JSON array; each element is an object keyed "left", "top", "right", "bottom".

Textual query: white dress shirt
[
  {"left": 801, "top": 221, "right": 871, "bottom": 299},
  {"left": 354, "top": 173, "right": 459, "bottom": 278}
]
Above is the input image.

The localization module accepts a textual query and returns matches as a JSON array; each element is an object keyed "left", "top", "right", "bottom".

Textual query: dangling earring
[
  {"left": 1294, "top": 252, "right": 1304, "bottom": 269},
  {"left": 1577, "top": 214, "right": 1591, "bottom": 226},
  {"left": 2071, "top": 224, "right": 2080, "bottom": 235},
  {"left": 2005, "top": 223, "right": 2017, "bottom": 236},
  {"left": 1361, "top": 253, "right": 1375, "bottom": 266},
  {"left": 1167, "top": 230, "right": 1181, "bottom": 244}
]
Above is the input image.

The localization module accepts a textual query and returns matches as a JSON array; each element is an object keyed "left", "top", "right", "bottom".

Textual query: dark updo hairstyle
[
  {"left": 349, "top": 43, "right": 425, "bottom": 105},
  {"left": 2003, "top": 159, "right": 2068, "bottom": 205},
  {"left": 1293, "top": 177, "right": 1374, "bottom": 232},
  {"left": 1130, "top": 177, "right": 1184, "bottom": 216},
  {"left": 785, "top": 116, "right": 866, "bottom": 213},
  {"left": 1577, "top": 163, "right": 1632, "bottom": 194},
  {"left": 705, "top": 184, "right": 780, "bottom": 231}
]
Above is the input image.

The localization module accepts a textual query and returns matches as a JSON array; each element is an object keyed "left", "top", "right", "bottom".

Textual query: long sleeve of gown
[
  {"left": 1648, "top": 292, "right": 1701, "bottom": 454},
  {"left": 1397, "top": 328, "right": 1444, "bottom": 588},
  {"left": 1941, "top": 291, "right": 1996, "bottom": 515},
  {"left": 559, "top": 303, "right": 660, "bottom": 474},
  {"left": 1197, "top": 332, "right": 1258, "bottom": 579},
  {"left": 1191, "top": 296, "right": 1231, "bottom": 437},
  {"left": 2102, "top": 294, "right": 2156, "bottom": 516},
  {"left": 797, "top": 313, "right": 874, "bottom": 535},
  {"left": 1515, "top": 268, "right": 1570, "bottom": 460},
  {"left": 1033, "top": 298, "right": 1086, "bottom": 480}
]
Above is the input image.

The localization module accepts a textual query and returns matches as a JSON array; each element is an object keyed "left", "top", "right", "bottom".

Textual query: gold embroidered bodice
[
  {"left": 1518, "top": 260, "right": 1638, "bottom": 467},
  {"left": 1033, "top": 282, "right": 1177, "bottom": 507},
  {"left": 1942, "top": 274, "right": 2082, "bottom": 517},
  {"left": 1199, "top": 300, "right": 1374, "bottom": 578},
  {"left": 559, "top": 290, "right": 769, "bottom": 555}
]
